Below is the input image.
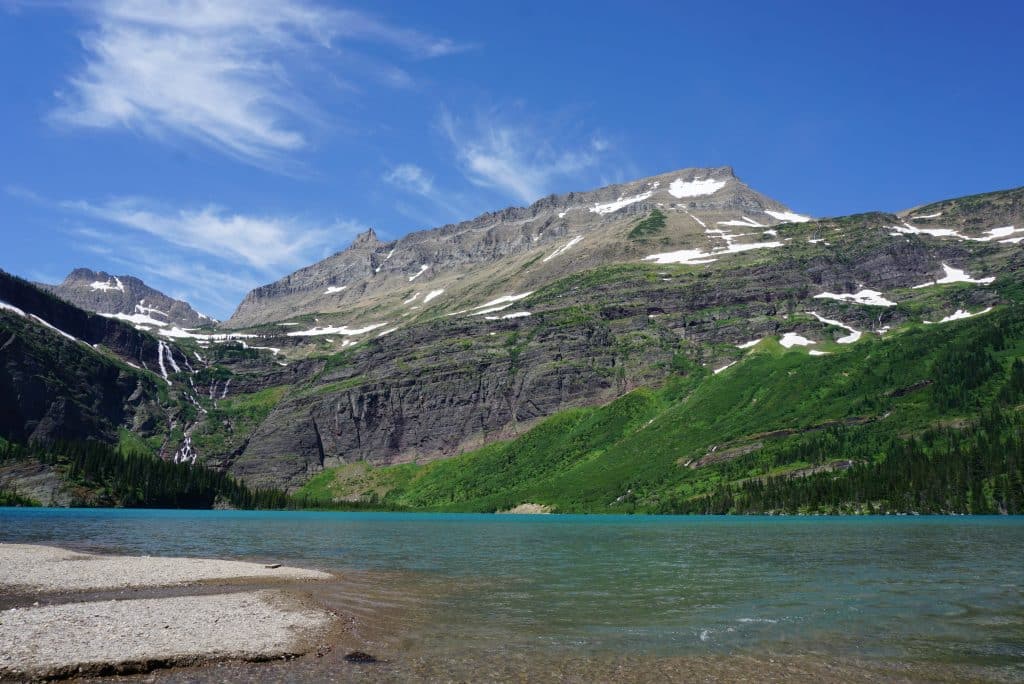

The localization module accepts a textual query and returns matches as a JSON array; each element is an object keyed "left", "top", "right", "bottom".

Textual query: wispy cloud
[
  {"left": 382, "top": 162, "right": 470, "bottom": 223},
  {"left": 383, "top": 163, "right": 434, "bottom": 196},
  {"left": 49, "top": 0, "right": 469, "bottom": 167},
  {"left": 60, "top": 196, "right": 351, "bottom": 272},
  {"left": 8, "top": 182, "right": 365, "bottom": 317},
  {"left": 440, "top": 107, "right": 610, "bottom": 204}
]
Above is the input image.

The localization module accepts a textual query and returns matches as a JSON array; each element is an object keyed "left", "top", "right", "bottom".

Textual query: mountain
[
  {"left": 226, "top": 166, "right": 804, "bottom": 328},
  {"left": 199, "top": 178, "right": 1022, "bottom": 491},
  {"left": 44, "top": 268, "right": 213, "bottom": 330},
  {"left": 2, "top": 170, "right": 1023, "bottom": 512},
  {"left": 0, "top": 270, "right": 185, "bottom": 448}
]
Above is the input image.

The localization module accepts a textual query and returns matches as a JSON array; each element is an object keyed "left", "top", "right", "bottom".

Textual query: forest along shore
[{"left": 0, "top": 544, "right": 336, "bottom": 679}]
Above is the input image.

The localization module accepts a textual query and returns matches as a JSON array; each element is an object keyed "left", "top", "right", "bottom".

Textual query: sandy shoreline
[{"left": 0, "top": 543, "right": 337, "bottom": 680}]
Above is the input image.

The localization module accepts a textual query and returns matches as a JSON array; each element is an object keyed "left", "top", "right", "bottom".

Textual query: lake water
[{"left": 2, "top": 509, "right": 1023, "bottom": 682}]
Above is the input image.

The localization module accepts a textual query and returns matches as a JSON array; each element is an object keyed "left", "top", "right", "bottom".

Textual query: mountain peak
[
  {"left": 352, "top": 228, "right": 382, "bottom": 248},
  {"left": 44, "top": 268, "right": 212, "bottom": 328}
]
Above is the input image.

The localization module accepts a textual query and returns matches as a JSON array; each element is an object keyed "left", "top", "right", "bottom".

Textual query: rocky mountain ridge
[{"left": 225, "top": 166, "right": 806, "bottom": 328}]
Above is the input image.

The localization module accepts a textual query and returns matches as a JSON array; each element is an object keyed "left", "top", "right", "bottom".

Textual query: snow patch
[
  {"left": 325, "top": 285, "right": 347, "bottom": 294},
  {"left": 779, "top": 332, "right": 814, "bottom": 348},
  {"left": 101, "top": 311, "right": 168, "bottom": 328},
  {"left": 717, "top": 216, "right": 765, "bottom": 228},
  {"left": 643, "top": 249, "right": 718, "bottom": 266},
  {"left": 485, "top": 311, "right": 531, "bottom": 320},
  {"left": 467, "top": 292, "right": 534, "bottom": 315},
  {"left": 736, "top": 339, "right": 761, "bottom": 349},
  {"left": 287, "top": 322, "right": 388, "bottom": 337},
  {"left": 713, "top": 361, "right": 736, "bottom": 374},
  {"left": 912, "top": 263, "right": 995, "bottom": 289},
  {"left": 423, "top": 289, "right": 444, "bottom": 304},
  {"left": 403, "top": 292, "right": 421, "bottom": 305},
  {"left": 589, "top": 191, "right": 653, "bottom": 215},
  {"left": 134, "top": 303, "right": 168, "bottom": 319},
  {"left": 926, "top": 307, "right": 995, "bottom": 324},
  {"left": 808, "top": 312, "right": 862, "bottom": 344},
  {"left": 642, "top": 238, "right": 783, "bottom": 265},
  {"left": 159, "top": 328, "right": 256, "bottom": 341},
  {"left": 375, "top": 249, "right": 396, "bottom": 274},
  {"left": 408, "top": 264, "right": 429, "bottom": 282},
  {"left": 809, "top": 350, "right": 831, "bottom": 356},
  {"left": 765, "top": 210, "right": 812, "bottom": 223},
  {"left": 813, "top": 289, "right": 896, "bottom": 307},
  {"left": 891, "top": 223, "right": 1022, "bottom": 242},
  {"left": 89, "top": 277, "right": 124, "bottom": 292},
  {"left": 542, "top": 235, "right": 584, "bottom": 262},
  {"left": 668, "top": 177, "right": 726, "bottom": 198},
  {"left": 912, "top": 211, "right": 942, "bottom": 220}
]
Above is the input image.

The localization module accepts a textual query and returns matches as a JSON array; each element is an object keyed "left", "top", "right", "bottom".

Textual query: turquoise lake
[{"left": 2, "top": 509, "right": 1023, "bottom": 681}]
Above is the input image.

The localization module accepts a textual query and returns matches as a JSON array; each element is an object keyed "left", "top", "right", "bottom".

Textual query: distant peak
[
  {"left": 66, "top": 267, "right": 104, "bottom": 282},
  {"left": 352, "top": 228, "right": 381, "bottom": 248}
]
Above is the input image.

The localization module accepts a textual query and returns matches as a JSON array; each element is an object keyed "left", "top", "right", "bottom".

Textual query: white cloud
[
  {"left": 61, "top": 196, "right": 358, "bottom": 272},
  {"left": 440, "top": 108, "right": 609, "bottom": 204},
  {"left": 383, "top": 163, "right": 434, "bottom": 196},
  {"left": 49, "top": 0, "right": 468, "bottom": 166}
]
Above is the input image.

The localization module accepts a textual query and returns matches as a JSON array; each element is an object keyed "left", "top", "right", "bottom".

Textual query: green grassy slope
[{"left": 299, "top": 306, "right": 1024, "bottom": 513}]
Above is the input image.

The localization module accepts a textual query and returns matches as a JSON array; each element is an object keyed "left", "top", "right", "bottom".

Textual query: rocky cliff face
[{"left": 44, "top": 268, "right": 213, "bottom": 329}]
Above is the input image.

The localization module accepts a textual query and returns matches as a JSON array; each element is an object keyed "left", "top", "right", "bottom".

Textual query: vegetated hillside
[
  {"left": 298, "top": 305, "right": 1024, "bottom": 514},
  {"left": 0, "top": 270, "right": 177, "bottom": 447}
]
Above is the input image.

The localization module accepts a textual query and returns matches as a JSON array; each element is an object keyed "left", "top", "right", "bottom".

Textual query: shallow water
[{"left": 2, "top": 509, "right": 1023, "bottom": 681}]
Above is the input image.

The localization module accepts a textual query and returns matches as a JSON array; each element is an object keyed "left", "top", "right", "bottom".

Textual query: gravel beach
[
  {"left": 0, "top": 544, "right": 337, "bottom": 679},
  {"left": 0, "top": 543, "right": 332, "bottom": 593}
]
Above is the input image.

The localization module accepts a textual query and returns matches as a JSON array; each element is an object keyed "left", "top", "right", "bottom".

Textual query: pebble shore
[{"left": 0, "top": 543, "right": 336, "bottom": 679}]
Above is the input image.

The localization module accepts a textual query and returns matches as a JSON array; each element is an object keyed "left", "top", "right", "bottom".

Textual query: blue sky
[{"left": 1, "top": 0, "right": 1021, "bottom": 318}]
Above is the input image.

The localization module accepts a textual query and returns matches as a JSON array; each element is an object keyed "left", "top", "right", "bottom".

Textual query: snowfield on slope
[
  {"left": 912, "top": 264, "right": 995, "bottom": 288},
  {"left": 765, "top": 210, "right": 812, "bottom": 223},
  {"left": 287, "top": 322, "right": 388, "bottom": 337},
  {"left": 891, "top": 223, "right": 1022, "bottom": 242},
  {"left": 809, "top": 312, "right": 861, "bottom": 344},
  {"left": 668, "top": 177, "right": 726, "bottom": 198},
  {"left": 89, "top": 277, "right": 124, "bottom": 292},
  {"left": 813, "top": 289, "right": 896, "bottom": 307},
  {"left": 779, "top": 332, "right": 815, "bottom": 348},
  {"left": 589, "top": 191, "right": 653, "bottom": 215},
  {"left": 543, "top": 235, "right": 584, "bottom": 262}
]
